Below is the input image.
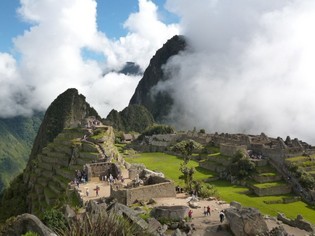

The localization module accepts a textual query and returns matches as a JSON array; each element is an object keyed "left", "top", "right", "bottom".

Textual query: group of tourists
[
  {"left": 188, "top": 208, "right": 225, "bottom": 223},
  {"left": 74, "top": 169, "right": 88, "bottom": 187}
]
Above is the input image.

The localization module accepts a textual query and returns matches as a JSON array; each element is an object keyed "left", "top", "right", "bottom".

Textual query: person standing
[
  {"left": 207, "top": 206, "right": 211, "bottom": 216},
  {"left": 188, "top": 210, "right": 193, "bottom": 220},
  {"left": 219, "top": 210, "right": 225, "bottom": 223}
]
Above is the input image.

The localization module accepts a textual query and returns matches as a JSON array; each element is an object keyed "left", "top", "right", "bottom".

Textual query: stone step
[
  {"left": 48, "top": 181, "right": 63, "bottom": 195},
  {"left": 37, "top": 161, "right": 53, "bottom": 171},
  {"left": 42, "top": 170, "right": 54, "bottom": 179},
  {"left": 56, "top": 168, "right": 75, "bottom": 180},
  {"left": 79, "top": 151, "right": 100, "bottom": 160},
  {"left": 54, "top": 175, "right": 71, "bottom": 189},
  {"left": 82, "top": 143, "right": 99, "bottom": 153},
  {"left": 37, "top": 176, "right": 49, "bottom": 187}
]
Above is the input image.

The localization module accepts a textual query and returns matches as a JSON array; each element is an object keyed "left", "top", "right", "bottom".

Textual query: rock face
[
  {"left": 129, "top": 35, "right": 187, "bottom": 122},
  {"left": 225, "top": 207, "right": 268, "bottom": 236},
  {"left": 105, "top": 104, "right": 154, "bottom": 133},
  {"left": 0, "top": 213, "right": 56, "bottom": 236}
]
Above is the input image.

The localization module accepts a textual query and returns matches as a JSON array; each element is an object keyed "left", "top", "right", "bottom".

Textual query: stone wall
[
  {"left": 251, "top": 184, "right": 291, "bottom": 196},
  {"left": 110, "top": 181, "right": 176, "bottom": 206},
  {"left": 220, "top": 143, "right": 247, "bottom": 157},
  {"left": 85, "top": 162, "right": 120, "bottom": 180},
  {"left": 252, "top": 175, "right": 282, "bottom": 183},
  {"left": 277, "top": 213, "right": 314, "bottom": 232}
]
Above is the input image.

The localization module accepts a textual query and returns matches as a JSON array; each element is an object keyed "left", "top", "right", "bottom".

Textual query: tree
[
  {"left": 179, "top": 162, "right": 195, "bottom": 191},
  {"left": 229, "top": 150, "right": 255, "bottom": 179}
]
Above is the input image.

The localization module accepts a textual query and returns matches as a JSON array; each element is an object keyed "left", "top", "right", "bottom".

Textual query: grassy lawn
[
  {"left": 124, "top": 152, "right": 215, "bottom": 186},
  {"left": 212, "top": 180, "right": 315, "bottom": 224},
  {"left": 125, "top": 152, "right": 315, "bottom": 224}
]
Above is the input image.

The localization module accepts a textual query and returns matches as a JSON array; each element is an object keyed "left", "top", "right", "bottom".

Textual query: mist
[
  {"left": 0, "top": 0, "right": 179, "bottom": 118},
  {"left": 161, "top": 0, "right": 315, "bottom": 143}
]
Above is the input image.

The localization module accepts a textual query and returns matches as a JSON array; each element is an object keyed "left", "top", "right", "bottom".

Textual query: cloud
[
  {"left": 0, "top": 0, "right": 179, "bottom": 118},
  {"left": 161, "top": 0, "right": 315, "bottom": 143}
]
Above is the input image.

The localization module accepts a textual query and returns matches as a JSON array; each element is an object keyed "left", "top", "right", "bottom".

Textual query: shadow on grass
[{"left": 195, "top": 166, "right": 216, "bottom": 176}]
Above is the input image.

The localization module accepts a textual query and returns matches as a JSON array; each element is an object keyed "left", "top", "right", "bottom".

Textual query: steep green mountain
[
  {"left": 105, "top": 104, "right": 154, "bottom": 133},
  {"left": 0, "top": 88, "right": 101, "bottom": 221},
  {"left": 0, "top": 114, "right": 43, "bottom": 193},
  {"left": 129, "top": 35, "right": 187, "bottom": 122}
]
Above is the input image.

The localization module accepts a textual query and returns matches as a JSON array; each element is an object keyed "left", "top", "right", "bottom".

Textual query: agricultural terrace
[{"left": 124, "top": 152, "right": 315, "bottom": 224}]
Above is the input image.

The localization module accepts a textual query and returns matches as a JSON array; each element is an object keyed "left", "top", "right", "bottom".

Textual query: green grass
[
  {"left": 258, "top": 172, "right": 277, "bottom": 177},
  {"left": 125, "top": 152, "right": 215, "bottom": 186},
  {"left": 125, "top": 152, "right": 315, "bottom": 224},
  {"left": 212, "top": 180, "right": 315, "bottom": 224},
  {"left": 253, "top": 181, "right": 286, "bottom": 189}
]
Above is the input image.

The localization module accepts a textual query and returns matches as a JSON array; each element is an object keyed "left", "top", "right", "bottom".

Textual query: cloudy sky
[
  {"left": 1, "top": 0, "right": 315, "bottom": 143},
  {"left": 0, "top": 0, "right": 179, "bottom": 118}
]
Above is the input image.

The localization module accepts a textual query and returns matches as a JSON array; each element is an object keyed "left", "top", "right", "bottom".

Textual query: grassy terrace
[
  {"left": 125, "top": 152, "right": 315, "bottom": 224},
  {"left": 251, "top": 181, "right": 287, "bottom": 188},
  {"left": 124, "top": 152, "right": 216, "bottom": 186}
]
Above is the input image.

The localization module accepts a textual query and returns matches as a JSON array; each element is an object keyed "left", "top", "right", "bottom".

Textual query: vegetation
[
  {"left": 0, "top": 174, "right": 28, "bottom": 223},
  {"left": 229, "top": 150, "right": 256, "bottom": 179},
  {"left": 125, "top": 152, "right": 215, "bottom": 186},
  {"left": 285, "top": 155, "right": 315, "bottom": 190},
  {"left": 213, "top": 180, "right": 315, "bottom": 224},
  {"left": 170, "top": 139, "right": 203, "bottom": 156},
  {"left": 137, "top": 124, "right": 175, "bottom": 140},
  {"left": 0, "top": 113, "right": 43, "bottom": 192},
  {"left": 57, "top": 212, "right": 150, "bottom": 236},
  {"left": 42, "top": 209, "right": 68, "bottom": 232},
  {"left": 126, "top": 152, "right": 315, "bottom": 224},
  {"left": 106, "top": 105, "right": 154, "bottom": 133}
]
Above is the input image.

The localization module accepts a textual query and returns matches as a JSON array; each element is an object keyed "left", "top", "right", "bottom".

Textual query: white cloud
[
  {"left": 162, "top": 0, "right": 315, "bottom": 143},
  {"left": 0, "top": 0, "right": 179, "bottom": 118}
]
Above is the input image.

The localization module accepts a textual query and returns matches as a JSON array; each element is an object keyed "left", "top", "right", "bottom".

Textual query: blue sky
[{"left": 0, "top": 0, "right": 177, "bottom": 53}]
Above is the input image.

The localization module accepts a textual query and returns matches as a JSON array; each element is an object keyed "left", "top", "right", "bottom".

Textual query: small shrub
[{"left": 42, "top": 209, "right": 68, "bottom": 232}]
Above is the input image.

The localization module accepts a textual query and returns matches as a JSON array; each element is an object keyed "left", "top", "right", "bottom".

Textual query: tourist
[
  {"left": 207, "top": 206, "right": 211, "bottom": 216},
  {"left": 95, "top": 186, "right": 100, "bottom": 196},
  {"left": 188, "top": 210, "right": 193, "bottom": 220},
  {"left": 219, "top": 210, "right": 225, "bottom": 223},
  {"left": 203, "top": 207, "right": 207, "bottom": 216},
  {"left": 86, "top": 188, "right": 89, "bottom": 197}
]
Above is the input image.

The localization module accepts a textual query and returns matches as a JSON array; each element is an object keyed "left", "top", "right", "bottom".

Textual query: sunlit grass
[
  {"left": 124, "top": 152, "right": 215, "bottom": 186},
  {"left": 125, "top": 152, "right": 315, "bottom": 224}
]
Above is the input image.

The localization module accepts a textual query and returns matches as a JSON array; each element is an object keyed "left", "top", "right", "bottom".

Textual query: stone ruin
[
  {"left": 84, "top": 162, "right": 120, "bottom": 181},
  {"left": 110, "top": 166, "right": 176, "bottom": 206}
]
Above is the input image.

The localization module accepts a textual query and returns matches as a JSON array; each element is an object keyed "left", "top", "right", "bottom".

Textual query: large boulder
[
  {"left": 0, "top": 213, "right": 56, "bottom": 236},
  {"left": 150, "top": 205, "right": 189, "bottom": 222},
  {"left": 225, "top": 207, "right": 268, "bottom": 236}
]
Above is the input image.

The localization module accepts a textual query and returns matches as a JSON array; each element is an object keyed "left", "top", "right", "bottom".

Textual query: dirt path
[{"left": 75, "top": 171, "right": 310, "bottom": 235}]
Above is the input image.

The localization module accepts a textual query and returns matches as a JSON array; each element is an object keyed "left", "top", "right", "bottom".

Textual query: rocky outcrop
[
  {"left": 105, "top": 104, "right": 154, "bottom": 133},
  {"left": 277, "top": 213, "right": 314, "bottom": 233},
  {"left": 225, "top": 207, "right": 268, "bottom": 236},
  {"left": 0, "top": 213, "right": 56, "bottom": 236},
  {"left": 28, "top": 88, "right": 100, "bottom": 163},
  {"left": 150, "top": 205, "right": 189, "bottom": 222},
  {"left": 129, "top": 35, "right": 187, "bottom": 122}
]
